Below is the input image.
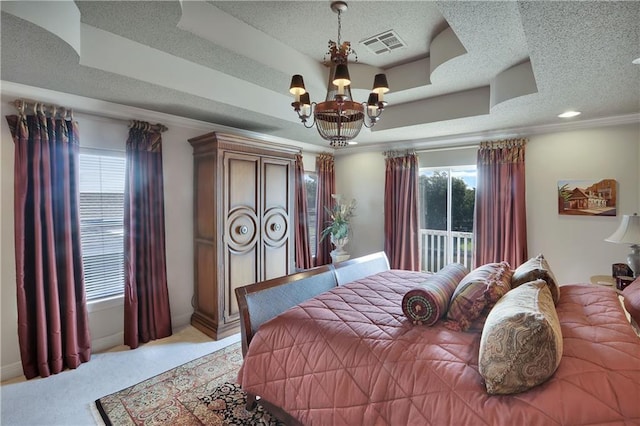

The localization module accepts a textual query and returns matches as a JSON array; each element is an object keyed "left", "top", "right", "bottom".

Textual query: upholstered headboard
[
  {"left": 234, "top": 251, "right": 390, "bottom": 356},
  {"left": 333, "top": 251, "right": 391, "bottom": 285},
  {"left": 235, "top": 265, "right": 338, "bottom": 356}
]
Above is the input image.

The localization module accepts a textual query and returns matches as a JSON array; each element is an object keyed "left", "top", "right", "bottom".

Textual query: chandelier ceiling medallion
[{"left": 289, "top": 1, "right": 389, "bottom": 148}]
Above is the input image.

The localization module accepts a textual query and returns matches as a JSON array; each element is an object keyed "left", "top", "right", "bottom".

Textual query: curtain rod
[
  {"left": 11, "top": 98, "right": 74, "bottom": 119},
  {"left": 416, "top": 144, "right": 479, "bottom": 154},
  {"left": 383, "top": 149, "right": 416, "bottom": 158},
  {"left": 11, "top": 98, "right": 169, "bottom": 132}
]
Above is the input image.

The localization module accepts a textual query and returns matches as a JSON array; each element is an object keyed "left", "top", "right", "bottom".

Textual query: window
[
  {"left": 79, "top": 152, "right": 126, "bottom": 301},
  {"left": 419, "top": 166, "right": 476, "bottom": 271},
  {"left": 304, "top": 172, "right": 318, "bottom": 258}
]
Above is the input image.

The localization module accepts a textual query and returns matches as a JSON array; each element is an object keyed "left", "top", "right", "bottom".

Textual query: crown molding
[
  {"left": 3, "top": 81, "right": 637, "bottom": 157},
  {"left": 345, "top": 113, "right": 640, "bottom": 155},
  {"left": 1, "top": 81, "right": 325, "bottom": 153}
]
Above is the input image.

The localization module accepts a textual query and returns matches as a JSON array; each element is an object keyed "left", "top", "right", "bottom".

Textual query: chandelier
[{"left": 288, "top": 1, "right": 389, "bottom": 148}]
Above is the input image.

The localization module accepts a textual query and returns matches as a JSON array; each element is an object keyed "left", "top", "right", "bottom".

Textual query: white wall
[
  {"left": 1, "top": 100, "right": 16, "bottom": 379},
  {"left": 335, "top": 151, "right": 386, "bottom": 258},
  {"left": 526, "top": 123, "right": 640, "bottom": 283},
  {"left": 337, "top": 123, "right": 640, "bottom": 284}
]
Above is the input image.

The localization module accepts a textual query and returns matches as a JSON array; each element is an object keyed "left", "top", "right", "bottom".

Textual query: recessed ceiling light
[
  {"left": 633, "top": 57, "right": 640, "bottom": 65},
  {"left": 558, "top": 111, "right": 581, "bottom": 118},
  {"left": 348, "top": 141, "right": 358, "bottom": 145}
]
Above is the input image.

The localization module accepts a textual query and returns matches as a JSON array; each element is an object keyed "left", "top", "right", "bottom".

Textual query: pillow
[
  {"left": 402, "top": 263, "right": 468, "bottom": 326},
  {"left": 444, "top": 262, "right": 513, "bottom": 331},
  {"left": 511, "top": 254, "right": 560, "bottom": 304},
  {"left": 618, "top": 293, "right": 640, "bottom": 338},
  {"left": 478, "top": 280, "right": 563, "bottom": 395},
  {"left": 622, "top": 277, "right": 640, "bottom": 326}
]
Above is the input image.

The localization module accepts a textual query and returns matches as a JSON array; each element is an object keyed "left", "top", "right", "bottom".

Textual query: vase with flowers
[{"left": 321, "top": 194, "right": 356, "bottom": 263}]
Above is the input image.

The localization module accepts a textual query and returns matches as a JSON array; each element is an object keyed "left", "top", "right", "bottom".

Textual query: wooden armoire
[{"left": 188, "top": 132, "right": 297, "bottom": 339}]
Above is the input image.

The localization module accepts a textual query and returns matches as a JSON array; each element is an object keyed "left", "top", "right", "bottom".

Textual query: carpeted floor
[
  {"left": 95, "top": 342, "right": 282, "bottom": 425},
  {"left": 1, "top": 326, "right": 242, "bottom": 425}
]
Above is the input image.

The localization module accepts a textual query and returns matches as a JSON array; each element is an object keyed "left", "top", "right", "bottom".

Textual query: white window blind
[{"left": 79, "top": 152, "right": 126, "bottom": 301}]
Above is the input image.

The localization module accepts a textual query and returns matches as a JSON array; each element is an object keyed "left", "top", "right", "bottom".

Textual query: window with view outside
[
  {"left": 419, "top": 167, "right": 476, "bottom": 272},
  {"left": 305, "top": 172, "right": 318, "bottom": 258},
  {"left": 79, "top": 152, "right": 126, "bottom": 301}
]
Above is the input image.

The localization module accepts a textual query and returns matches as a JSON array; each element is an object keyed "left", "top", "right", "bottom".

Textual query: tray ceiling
[{"left": 1, "top": 1, "right": 638, "bottom": 149}]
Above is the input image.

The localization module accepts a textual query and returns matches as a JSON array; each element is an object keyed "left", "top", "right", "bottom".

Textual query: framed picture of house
[{"left": 557, "top": 179, "right": 617, "bottom": 216}]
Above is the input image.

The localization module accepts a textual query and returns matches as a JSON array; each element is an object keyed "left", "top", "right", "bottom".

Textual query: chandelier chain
[{"left": 337, "top": 8, "right": 342, "bottom": 46}]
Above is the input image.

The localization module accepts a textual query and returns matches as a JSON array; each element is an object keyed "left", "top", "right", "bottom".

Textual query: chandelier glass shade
[{"left": 288, "top": 1, "right": 389, "bottom": 148}]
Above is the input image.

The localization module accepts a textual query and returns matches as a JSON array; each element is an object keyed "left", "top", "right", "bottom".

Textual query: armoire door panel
[
  {"left": 262, "top": 160, "right": 289, "bottom": 211},
  {"left": 226, "top": 207, "right": 258, "bottom": 252},
  {"left": 263, "top": 244, "right": 289, "bottom": 280},
  {"left": 195, "top": 157, "right": 215, "bottom": 240},
  {"left": 262, "top": 207, "right": 288, "bottom": 247},
  {"left": 227, "top": 248, "right": 258, "bottom": 319},
  {"left": 195, "top": 242, "right": 216, "bottom": 318},
  {"left": 226, "top": 154, "right": 259, "bottom": 213}
]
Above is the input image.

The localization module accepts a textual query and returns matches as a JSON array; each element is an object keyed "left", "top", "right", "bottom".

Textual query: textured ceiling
[{"left": 1, "top": 1, "right": 639, "bottom": 150}]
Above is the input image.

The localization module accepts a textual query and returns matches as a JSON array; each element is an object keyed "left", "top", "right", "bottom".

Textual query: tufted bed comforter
[{"left": 238, "top": 270, "right": 640, "bottom": 425}]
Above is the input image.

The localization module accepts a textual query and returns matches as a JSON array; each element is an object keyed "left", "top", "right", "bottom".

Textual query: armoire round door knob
[
  {"left": 271, "top": 223, "right": 282, "bottom": 231},
  {"left": 238, "top": 225, "right": 249, "bottom": 235}
]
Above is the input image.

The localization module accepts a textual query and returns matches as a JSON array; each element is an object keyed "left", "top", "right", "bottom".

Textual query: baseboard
[
  {"left": 1, "top": 334, "right": 125, "bottom": 381},
  {"left": 1, "top": 361, "right": 24, "bottom": 382},
  {"left": 1, "top": 312, "right": 196, "bottom": 380},
  {"left": 92, "top": 332, "right": 124, "bottom": 353},
  {"left": 172, "top": 312, "right": 193, "bottom": 329}
]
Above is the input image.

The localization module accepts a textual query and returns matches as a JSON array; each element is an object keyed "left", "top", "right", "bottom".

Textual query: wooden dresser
[{"left": 188, "top": 132, "right": 297, "bottom": 339}]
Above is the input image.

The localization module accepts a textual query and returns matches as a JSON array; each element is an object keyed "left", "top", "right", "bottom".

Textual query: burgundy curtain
[
  {"left": 474, "top": 139, "right": 528, "bottom": 267},
  {"left": 315, "top": 153, "right": 336, "bottom": 266},
  {"left": 384, "top": 151, "right": 420, "bottom": 270},
  {"left": 6, "top": 106, "right": 91, "bottom": 379},
  {"left": 294, "top": 154, "right": 313, "bottom": 269},
  {"left": 124, "top": 121, "right": 172, "bottom": 349}
]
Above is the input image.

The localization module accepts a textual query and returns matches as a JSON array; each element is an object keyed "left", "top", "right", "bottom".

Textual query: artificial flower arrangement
[{"left": 320, "top": 194, "right": 356, "bottom": 242}]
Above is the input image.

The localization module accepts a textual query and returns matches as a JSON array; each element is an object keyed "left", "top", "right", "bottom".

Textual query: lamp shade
[
  {"left": 332, "top": 64, "right": 351, "bottom": 87},
  {"left": 300, "top": 92, "right": 311, "bottom": 106},
  {"left": 289, "top": 74, "right": 306, "bottom": 95},
  {"left": 367, "top": 92, "right": 379, "bottom": 105},
  {"left": 605, "top": 213, "right": 640, "bottom": 244},
  {"left": 372, "top": 73, "right": 389, "bottom": 94}
]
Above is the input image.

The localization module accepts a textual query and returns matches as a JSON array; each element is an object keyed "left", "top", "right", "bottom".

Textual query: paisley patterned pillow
[{"left": 478, "top": 279, "right": 563, "bottom": 395}]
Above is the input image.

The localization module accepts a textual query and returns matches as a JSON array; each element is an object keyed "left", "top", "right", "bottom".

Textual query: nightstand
[
  {"left": 615, "top": 275, "right": 635, "bottom": 291},
  {"left": 590, "top": 275, "right": 615, "bottom": 287}
]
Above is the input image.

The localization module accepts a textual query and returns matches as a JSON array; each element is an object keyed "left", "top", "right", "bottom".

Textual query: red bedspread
[{"left": 238, "top": 270, "right": 640, "bottom": 425}]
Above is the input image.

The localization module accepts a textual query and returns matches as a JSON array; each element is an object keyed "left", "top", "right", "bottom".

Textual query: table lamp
[{"left": 605, "top": 212, "right": 640, "bottom": 278}]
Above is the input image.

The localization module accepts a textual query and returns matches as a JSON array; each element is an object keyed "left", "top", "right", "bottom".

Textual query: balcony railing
[{"left": 420, "top": 229, "right": 474, "bottom": 272}]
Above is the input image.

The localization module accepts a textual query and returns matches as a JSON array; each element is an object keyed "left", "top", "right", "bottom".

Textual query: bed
[{"left": 236, "top": 253, "right": 640, "bottom": 425}]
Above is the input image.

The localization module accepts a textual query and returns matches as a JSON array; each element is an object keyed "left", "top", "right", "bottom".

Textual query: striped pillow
[
  {"left": 445, "top": 262, "right": 513, "bottom": 331},
  {"left": 402, "top": 263, "right": 468, "bottom": 326}
]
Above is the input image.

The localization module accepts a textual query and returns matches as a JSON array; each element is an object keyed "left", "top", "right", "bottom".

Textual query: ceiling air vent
[{"left": 360, "top": 30, "right": 406, "bottom": 55}]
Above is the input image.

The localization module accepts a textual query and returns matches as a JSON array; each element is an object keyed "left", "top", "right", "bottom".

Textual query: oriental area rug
[{"left": 95, "top": 342, "right": 283, "bottom": 425}]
